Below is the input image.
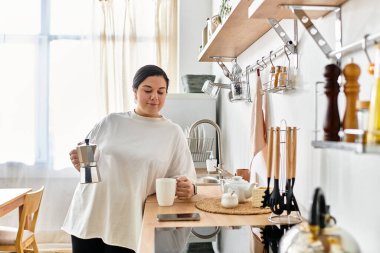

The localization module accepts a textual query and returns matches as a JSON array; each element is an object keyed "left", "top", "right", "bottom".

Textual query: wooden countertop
[{"left": 139, "top": 186, "right": 273, "bottom": 253}]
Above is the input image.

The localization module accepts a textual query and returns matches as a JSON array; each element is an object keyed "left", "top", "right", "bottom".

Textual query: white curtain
[
  {"left": 97, "top": 0, "right": 178, "bottom": 113},
  {"left": 155, "top": 0, "right": 178, "bottom": 92},
  {"left": 95, "top": 0, "right": 137, "bottom": 114}
]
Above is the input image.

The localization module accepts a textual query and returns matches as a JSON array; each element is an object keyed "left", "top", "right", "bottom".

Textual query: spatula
[
  {"left": 290, "top": 127, "right": 300, "bottom": 213},
  {"left": 269, "top": 127, "right": 284, "bottom": 215},
  {"left": 285, "top": 127, "right": 293, "bottom": 214},
  {"left": 261, "top": 127, "right": 274, "bottom": 208},
  {"left": 286, "top": 127, "right": 300, "bottom": 214}
]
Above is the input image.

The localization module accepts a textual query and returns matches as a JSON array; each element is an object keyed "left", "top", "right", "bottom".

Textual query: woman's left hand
[{"left": 176, "top": 176, "right": 194, "bottom": 199}]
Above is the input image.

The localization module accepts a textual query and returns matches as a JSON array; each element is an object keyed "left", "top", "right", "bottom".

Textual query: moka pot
[{"left": 77, "top": 138, "right": 101, "bottom": 184}]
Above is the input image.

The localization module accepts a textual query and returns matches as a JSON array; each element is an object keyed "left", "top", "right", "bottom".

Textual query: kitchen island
[{"left": 139, "top": 185, "right": 274, "bottom": 253}]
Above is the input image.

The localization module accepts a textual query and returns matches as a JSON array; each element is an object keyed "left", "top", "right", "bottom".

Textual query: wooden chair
[{"left": 0, "top": 186, "right": 44, "bottom": 253}]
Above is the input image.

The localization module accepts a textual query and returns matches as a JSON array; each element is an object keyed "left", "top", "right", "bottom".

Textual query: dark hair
[{"left": 132, "top": 65, "right": 169, "bottom": 91}]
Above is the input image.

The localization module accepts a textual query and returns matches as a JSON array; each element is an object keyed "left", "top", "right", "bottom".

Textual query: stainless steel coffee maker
[{"left": 77, "top": 139, "right": 101, "bottom": 184}]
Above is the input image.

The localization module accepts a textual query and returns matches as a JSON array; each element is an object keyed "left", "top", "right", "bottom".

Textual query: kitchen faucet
[{"left": 188, "top": 119, "right": 229, "bottom": 182}]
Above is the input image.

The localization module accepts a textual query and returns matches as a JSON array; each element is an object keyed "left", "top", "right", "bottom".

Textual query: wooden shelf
[
  {"left": 198, "top": 0, "right": 348, "bottom": 62},
  {"left": 249, "top": 0, "right": 348, "bottom": 20},
  {"left": 198, "top": 0, "right": 270, "bottom": 62}
]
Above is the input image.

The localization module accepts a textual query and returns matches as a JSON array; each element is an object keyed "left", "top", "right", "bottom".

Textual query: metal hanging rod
[
  {"left": 245, "top": 45, "right": 288, "bottom": 74},
  {"left": 328, "top": 32, "right": 380, "bottom": 58}
]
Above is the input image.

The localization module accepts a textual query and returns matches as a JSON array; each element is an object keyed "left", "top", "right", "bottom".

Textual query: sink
[{"left": 196, "top": 174, "right": 220, "bottom": 186}]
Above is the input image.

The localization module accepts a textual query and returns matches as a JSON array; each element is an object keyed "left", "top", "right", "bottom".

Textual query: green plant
[{"left": 219, "top": 0, "right": 232, "bottom": 20}]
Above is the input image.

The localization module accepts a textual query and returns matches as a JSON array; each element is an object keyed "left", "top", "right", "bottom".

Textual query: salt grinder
[{"left": 77, "top": 139, "right": 101, "bottom": 184}]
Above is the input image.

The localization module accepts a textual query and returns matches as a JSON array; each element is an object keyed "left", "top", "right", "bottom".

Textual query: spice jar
[
  {"left": 356, "top": 100, "right": 370, "bottom": 143},
  {"left": 274, "top": 66, "right": 282, "bottom": 88},
  {"left": 279, "top": 66, "right": 288, "bottom": 87}
]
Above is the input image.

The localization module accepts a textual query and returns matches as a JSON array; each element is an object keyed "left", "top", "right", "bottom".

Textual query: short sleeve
[{"left": 85, "top": 115, "right": 109, "bottom": 143}]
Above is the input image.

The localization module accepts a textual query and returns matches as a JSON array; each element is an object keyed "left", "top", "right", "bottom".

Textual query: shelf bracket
[
  {"left": 267, "top": 18, "right": 297, "bottom": 54},
  {"left": 289, "top": 7, "right": 342, "bottom": 64}
]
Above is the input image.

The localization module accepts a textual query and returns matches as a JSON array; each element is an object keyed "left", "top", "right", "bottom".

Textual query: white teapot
[{"left": 223, "top": 176, "right": 255, "bottom": 203}]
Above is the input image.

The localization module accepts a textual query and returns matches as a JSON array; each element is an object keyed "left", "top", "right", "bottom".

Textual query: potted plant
[{"left": 219, "top": 0, "right": 232, "bottom": 22}]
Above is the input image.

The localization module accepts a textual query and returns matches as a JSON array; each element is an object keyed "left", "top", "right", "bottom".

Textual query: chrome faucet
[{"left": 188, "top": 119, "right": 225, "bottom": 180}]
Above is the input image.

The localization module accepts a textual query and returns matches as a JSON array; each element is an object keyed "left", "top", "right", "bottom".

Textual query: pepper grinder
[
  {"left": 343, "top": 62, "right": 361, "bottom": 142},
  {"left": 323, "top": 64, "right": 341, "bottom": 141}
]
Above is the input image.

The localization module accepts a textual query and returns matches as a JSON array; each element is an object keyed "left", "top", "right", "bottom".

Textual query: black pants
[{"left": 71, "top": 235, "right": 135, "bottom": 253}]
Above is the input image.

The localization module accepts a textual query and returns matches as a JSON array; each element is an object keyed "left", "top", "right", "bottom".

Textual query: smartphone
[{"left": 157, "top": 213, "right": 200, "bottom": 221}]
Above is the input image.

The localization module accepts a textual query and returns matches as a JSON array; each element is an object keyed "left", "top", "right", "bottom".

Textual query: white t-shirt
[{"left": 62, "top": 111, "right": 196, "bottom": 251}]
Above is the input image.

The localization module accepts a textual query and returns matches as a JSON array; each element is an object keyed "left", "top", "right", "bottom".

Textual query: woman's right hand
[{"left": 69, "top": 149, "right": 81, "bottom": 172}]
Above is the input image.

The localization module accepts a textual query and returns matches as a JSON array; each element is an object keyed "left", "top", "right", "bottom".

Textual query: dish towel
[{"left": 250, "top": 69, "right": 267, "bottom": 158}]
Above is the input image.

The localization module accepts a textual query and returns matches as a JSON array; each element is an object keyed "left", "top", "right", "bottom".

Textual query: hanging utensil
[
  {"left": 269, "top": 127, "right": 284, "bottom": 215},
  {"left": 286, "top": 127, "right": 300, "bottom": 214},
  {"left": 285, "top": 127, "right": 293, "bottom": 214},
  {"left": 290, "top": 127, "right": 300, "bottom": 212},
  {"left": 261, "top": 127, "right": 274, "bottom": 208}
]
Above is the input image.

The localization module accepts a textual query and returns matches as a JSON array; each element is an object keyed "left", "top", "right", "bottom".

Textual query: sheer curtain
[
  {"left": 97, "top": 0, "right": 178, "bottom": 113},
  {"left": 156, "top": 0, "right": 178, "bottom": 93},
  {"left": 96, "top": 0, "right": 136, "bottom": 114}
]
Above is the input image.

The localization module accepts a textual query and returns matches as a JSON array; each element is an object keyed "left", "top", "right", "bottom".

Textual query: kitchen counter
[{"left": 139, "top": 185, "right": 274, "bottom": 253}]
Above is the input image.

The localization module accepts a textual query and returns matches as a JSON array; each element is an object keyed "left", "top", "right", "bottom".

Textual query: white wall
[
  {"left": 209, "top": 0, "right": 380, "bottom": 252},
  {"left": 178, "top": 0, "right": 213, "bottom": 87}
]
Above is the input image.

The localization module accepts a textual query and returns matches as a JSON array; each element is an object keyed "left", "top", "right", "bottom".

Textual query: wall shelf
[
  {"left": 248, "top": 0, "right": 347, "bottom": 20},
  {"left": 198, "top": 0, "right": 348, "bottom": 62},
  {"left": 312, "top": 141, "right": 380, "bottom": 154}
]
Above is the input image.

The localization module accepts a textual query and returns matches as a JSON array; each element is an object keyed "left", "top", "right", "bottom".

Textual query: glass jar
[
  {"left": 357, "top": 101, "right": 370, "bottom": 130},
  {"left": 230, "top": 81, "right": 249, "bottom": 102},
  {"left": 356, "top": 100, "right": 370, "bottom": 144}
]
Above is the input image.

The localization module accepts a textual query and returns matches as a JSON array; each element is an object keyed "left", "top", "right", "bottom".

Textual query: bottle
[
  {"left": 267, "top": 66, "right": 276, "bottom": 90},
  {"left": 274, "top": 66, "right": 282, "bottom": 88},
  {"left": 368, "top": 44, "right": 380, "bottom": 144},
  {"left": 279, "top": 66, "right": 288, "bottom": 87},
  {"left": 206, "top": 151, "right": 217, "bottom": 173},
  {"left": 202, "top": 20, "right": 209, "bottom": 48}
]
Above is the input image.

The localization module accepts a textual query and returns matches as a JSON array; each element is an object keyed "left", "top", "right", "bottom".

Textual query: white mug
[{"left": 156, "top": 178, "right": 176, "bottom": 206}]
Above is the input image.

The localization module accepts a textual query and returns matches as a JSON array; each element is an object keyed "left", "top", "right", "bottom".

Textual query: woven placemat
[{"left": 195, "top": 197, "right": 271, "bottom": 215}]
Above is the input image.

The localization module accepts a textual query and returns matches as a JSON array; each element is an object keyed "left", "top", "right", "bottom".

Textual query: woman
[{"left": 62, "top": 65, "right": 197, "bottom": 253}]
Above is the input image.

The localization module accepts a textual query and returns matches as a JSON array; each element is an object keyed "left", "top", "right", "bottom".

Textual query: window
[
  {"left": 0, "top": 0, "right": 169, "bottom": 170},
  {"left": 0, "top": 0, "right": 165, "bottom": 170}
]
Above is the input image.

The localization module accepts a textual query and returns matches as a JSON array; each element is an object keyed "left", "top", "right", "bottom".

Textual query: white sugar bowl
[{"left": 221, "top": 189, "right": 239, "bottom": 208}]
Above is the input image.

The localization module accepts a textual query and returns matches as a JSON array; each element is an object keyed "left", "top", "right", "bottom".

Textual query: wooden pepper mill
[
  {"left": 323, "top": 64, "right": 341, "bottom": 141},
  {"left": 343, "top": 62, "right": 361, "bottom": 142}
]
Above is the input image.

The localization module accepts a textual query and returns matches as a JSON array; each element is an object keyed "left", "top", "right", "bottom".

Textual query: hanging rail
[
  {"left": 328, "top": 32, "right": 380, "bottom": 58},
  {"left": 244, "top": 45, "right": 288, "bottom": 75}
]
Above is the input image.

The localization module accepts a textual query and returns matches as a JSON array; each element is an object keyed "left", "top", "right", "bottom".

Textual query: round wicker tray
[{"left": 195, "top": 197, "right": 271, "bottom": 215}]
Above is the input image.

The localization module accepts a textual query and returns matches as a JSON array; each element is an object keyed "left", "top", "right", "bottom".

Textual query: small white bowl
[{"left": 221, "top": 192, "right": 239, "bottom": 208}]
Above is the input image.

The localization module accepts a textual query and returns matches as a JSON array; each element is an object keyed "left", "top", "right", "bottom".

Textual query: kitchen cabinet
[{"left": 198, "top": 0, "right": 347, "bottom": 62}]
